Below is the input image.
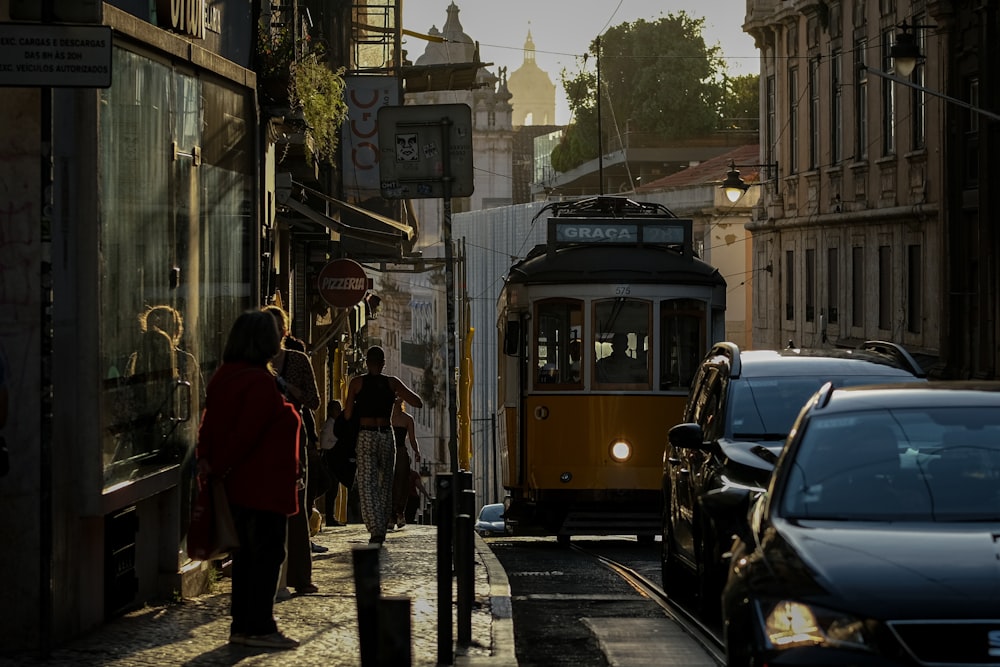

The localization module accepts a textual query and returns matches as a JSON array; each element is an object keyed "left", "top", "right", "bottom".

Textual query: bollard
[
  {"left": 353, "top": 545, "right": 381, "bottom": 667},
  {"left": 436, "top": 473, "right": 454, "bottom": 665},
  {"left": 456, "top": 486, "right": 476, "bottom": 647},
  {"left": 376, "top": 595, "right": 412, "bottom": 666}
]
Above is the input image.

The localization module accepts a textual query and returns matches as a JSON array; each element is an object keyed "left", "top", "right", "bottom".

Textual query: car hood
[{"left": 763, "top": 519, "right": 1000, "bottom": 618}]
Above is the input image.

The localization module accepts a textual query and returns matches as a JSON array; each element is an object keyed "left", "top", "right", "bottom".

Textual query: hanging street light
[
  {"left": 890, "top": 20, "right": 923, "bottom": 77},
  {"left": 720, "top": 160, "right": 779, "bottom": 203}
]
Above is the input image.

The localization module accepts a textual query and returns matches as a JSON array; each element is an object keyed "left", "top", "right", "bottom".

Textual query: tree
[
  {"left": 720, "top": 73, "right": 761, "bottom": 132},
  {"left": 552, "top": 12, "right": 737, "bottom": 173}
]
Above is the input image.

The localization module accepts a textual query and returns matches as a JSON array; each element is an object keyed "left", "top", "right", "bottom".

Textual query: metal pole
[
  {"left": 353, "top": 545, "right": 382, "bottom": 667},
  {"left": 456, "top": 475, "right": 475, "bottom": 647},
  {"left": 862, "top": 65, "right": 1000, "bottom": 123},
  {"left": 436, "top": 473, "right": 454, "bottom": 665},
  {"left": 441, "top": 116, "right": 458, "bottom": 473},
  {"left": 596, "top": 35, "right": 603, "bottom": 195}
]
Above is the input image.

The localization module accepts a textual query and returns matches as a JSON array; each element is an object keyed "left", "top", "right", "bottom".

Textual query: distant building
[{"left": 508, "top": 30, "right": 556, "bottom": 127}]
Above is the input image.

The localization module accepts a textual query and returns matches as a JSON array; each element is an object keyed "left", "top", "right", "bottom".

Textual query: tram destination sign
[
  {"left": 549, "top": 218, "right": 693, "bottom": 253},
  {"left": 0, "top": 23, "right": 112, "bottom": 88}
]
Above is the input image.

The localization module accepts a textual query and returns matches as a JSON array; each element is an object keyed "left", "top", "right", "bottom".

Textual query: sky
[{"left": 401, "top": 0, "right": 760, "bottom": 125}]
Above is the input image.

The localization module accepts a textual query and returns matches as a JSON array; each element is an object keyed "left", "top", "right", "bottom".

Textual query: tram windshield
[
  {"left": 534, "top": 299, "right": 583, "bottom": 386},
  {"left": 594, "top": 299, "right": 650, "bottom": 387}
]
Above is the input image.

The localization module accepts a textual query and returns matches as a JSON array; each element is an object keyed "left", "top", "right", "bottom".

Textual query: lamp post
[{"left": 721, "top": 160, "right": 779, "bottom": 203}]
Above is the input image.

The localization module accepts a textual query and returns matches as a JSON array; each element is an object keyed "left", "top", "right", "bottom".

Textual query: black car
[
  {"left": 661, "top": 340, "right": 926, "bottom": 615},
  {"left": 722, "top": 381, "right": 1000, "bottom": 666}
]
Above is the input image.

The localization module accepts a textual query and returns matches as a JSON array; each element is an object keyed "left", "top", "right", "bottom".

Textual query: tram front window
[
  {"left": 534, "top": 299, "right": 583, "bottom": 387},
  {"left": 593, "top": 299, "right": 650, "bottom": 387},
  {"left": 660, "top": 299, "right": 706, "bottom": 390}
]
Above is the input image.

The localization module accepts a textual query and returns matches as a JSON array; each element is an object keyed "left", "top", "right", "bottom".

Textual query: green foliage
[
  {"left": 721, "top": 73, "right": 761, "bottom": 131},
  {"left": 554, "top": 12, "right": 734, "bottom": 172},
  {"left": 257, "top": 20, "right": 294, "bottom": 80},
  {"left": 289, "top": 46, "right": 349, "bottom": 166}
]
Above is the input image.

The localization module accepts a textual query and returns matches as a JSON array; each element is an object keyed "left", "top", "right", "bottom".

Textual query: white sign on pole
[{"left": 0, "top": 23, "right": 113, "bottom": 88}]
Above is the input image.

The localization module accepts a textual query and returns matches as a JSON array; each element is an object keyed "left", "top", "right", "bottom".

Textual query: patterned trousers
[{"left": 356, "top": 428, "right": 395, "bottom": 540}]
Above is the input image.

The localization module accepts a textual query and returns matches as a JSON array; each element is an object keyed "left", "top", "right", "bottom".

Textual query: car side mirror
[{"left": 668, "top": 422, "right": 704, "bottom": 450}]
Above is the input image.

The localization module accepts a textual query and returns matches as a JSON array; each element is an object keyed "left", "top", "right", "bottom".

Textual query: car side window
[
  {"left": 699, "top": 377, "right": 725, "bottom": 438},
  {"left": 689, "top": 367, "right": 721, "bottom": 429}
]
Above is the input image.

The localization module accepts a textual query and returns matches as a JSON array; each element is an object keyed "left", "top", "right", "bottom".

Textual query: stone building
[{"left": 743, "top": 0, "right": 959, "bottom": 373}]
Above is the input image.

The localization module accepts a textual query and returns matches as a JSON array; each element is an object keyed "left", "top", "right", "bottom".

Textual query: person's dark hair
[
  {"left": 366, "top": 345, "right": 386, "bottom": 364},
  {"left": 223, "top": 310, "right": 281, "bottom": 365}
]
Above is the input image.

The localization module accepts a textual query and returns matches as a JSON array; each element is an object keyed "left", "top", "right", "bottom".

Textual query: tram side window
[
  {"left": 593, "top": 299, "right": 651, "bottom": 386},
  {"left": 534, "top": 299, "right": 583, "bottom": 387},
  {"left": 660, "top": 299, "right": 706, "bottom": 390}
]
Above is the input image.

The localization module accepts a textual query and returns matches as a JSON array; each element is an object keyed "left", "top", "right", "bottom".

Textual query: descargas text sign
[{"left": 0, "top": 23, "right": 113, "bottom": 88}]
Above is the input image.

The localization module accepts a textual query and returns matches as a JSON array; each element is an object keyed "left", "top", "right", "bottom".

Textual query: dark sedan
[
  {"left": 662, "top": 341, "right": 926, "bottom": 617},
  {"left": 722, "top": 382, "right": 1000, "bottom": 666}
]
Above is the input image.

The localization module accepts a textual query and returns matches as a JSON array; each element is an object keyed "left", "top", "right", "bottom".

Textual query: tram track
[
  {"left": 488, "top": 536, "right": 724, "bottom": 666},
  {"left": 574, "top": 542, "right": 726, "bottom": 666}
]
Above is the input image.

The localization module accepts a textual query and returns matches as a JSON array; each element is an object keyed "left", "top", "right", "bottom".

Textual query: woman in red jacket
[{"left": 196, "top": 310, "right": 301, "bottom": 650}]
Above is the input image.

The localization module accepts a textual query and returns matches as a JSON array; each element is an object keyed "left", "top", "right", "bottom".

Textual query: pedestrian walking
[
  {"left": 319, "top": 399, "right": 346, "bottom": 527},
  {"left": 390, "top": 396, "right": 421, "bottom": 528},
  {"left": 195, "top": 310, "right": 301, "bottom": 650},
  {"left": 263, "top": 305, "right": 322, "bottom": 595},
  {"left": 343, "top": 346, "right": 422, "bottom": 545},
  {"left": 405, "top": 468, "right": 430, "bottom": 525}
]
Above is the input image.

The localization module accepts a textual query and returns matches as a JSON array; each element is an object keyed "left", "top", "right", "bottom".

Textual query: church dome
[{"left": 414, "top": 2, "right": 477, "bottom": 65}]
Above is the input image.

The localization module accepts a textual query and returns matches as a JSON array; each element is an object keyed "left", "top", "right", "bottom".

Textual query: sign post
[{"left": 377, "top": 104, "right": 474, "bottom": 665}]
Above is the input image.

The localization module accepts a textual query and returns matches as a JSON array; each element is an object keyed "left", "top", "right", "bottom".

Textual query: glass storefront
[{"left": 97, "top": 48, "right": 255, "bottom": 518}]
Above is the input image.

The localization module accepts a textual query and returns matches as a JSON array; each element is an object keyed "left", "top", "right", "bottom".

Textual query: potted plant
[{"left": 288, "top": 45, "right": 349, "bottom": 166}]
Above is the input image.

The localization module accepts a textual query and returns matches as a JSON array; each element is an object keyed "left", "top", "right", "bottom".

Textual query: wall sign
[{"left": 317, "top": 259, "right": 370, "bottom": 308}]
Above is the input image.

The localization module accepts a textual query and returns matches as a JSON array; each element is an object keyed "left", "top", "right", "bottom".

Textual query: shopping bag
[{"left": 186, "top": 477, "right": 240, "bottom": 561}]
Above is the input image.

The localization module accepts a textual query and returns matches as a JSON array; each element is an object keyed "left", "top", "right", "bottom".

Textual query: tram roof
[
  {"left": 506, "top": 243, "right": 725, "bottom": 287},
  {"left": 505, "top": 196, "right": 725, "bottom": 287}
]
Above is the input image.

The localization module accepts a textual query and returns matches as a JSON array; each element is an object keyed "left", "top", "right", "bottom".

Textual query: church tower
[{"left": 507, "top": 29, "right": 556, "bottom": 127}]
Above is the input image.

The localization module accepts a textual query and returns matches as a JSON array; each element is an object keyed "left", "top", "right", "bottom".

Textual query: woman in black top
[{"left": 343, "top": 346, "right": 423, "bottom": 544}]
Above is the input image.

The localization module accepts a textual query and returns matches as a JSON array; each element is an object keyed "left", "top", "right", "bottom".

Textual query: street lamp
[
  {"left": 721, "top": 160, "right": 779, "bottom": 203},
  {"left": 890, "top": 21, "right": 920, "bottom": 76},
  {"left": 890, "top": 20, "right": 934, "bottom": 77}
]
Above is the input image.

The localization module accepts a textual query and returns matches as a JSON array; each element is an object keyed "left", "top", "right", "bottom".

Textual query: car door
[{"left": 669, "top": 365, "right": 723, "bottom": 565}]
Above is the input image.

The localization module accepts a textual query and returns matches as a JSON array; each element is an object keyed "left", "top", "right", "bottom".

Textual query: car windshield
[
  {"left": 728, "top": 375, "right": 914, "bottom": 439},
  {"left": 780, "top": 407, "right": 1000, "bottom": 521},
  {"left": 478, "top": 505, "right": 503, "bottom": 522}
]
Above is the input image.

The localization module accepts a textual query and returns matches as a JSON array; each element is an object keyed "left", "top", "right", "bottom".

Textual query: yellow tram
[{"left": 496, "top": 197, "right": 727, "bottom": 541}]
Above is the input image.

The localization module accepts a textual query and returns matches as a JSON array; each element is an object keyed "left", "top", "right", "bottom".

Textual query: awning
[{"left": 276, "top": 173, "right": 414, "bottom": 248}]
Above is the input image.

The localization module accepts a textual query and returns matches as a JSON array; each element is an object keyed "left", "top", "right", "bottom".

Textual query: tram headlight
[{"left": 609, "top": 439, "right": 632, "bottom": 462}]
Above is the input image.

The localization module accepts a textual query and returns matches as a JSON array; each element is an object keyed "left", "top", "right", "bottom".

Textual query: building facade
[
  {"left": 0, "top": 0, "right": 260, "bottom": 651},
  {"left": 744, "top": 0, "right": 999, "bottom": 377}
]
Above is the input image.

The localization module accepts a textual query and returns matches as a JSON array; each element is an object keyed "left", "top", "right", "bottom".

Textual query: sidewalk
[{"left": 0, "top": 523, "right": 516, "bottom": 666}]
